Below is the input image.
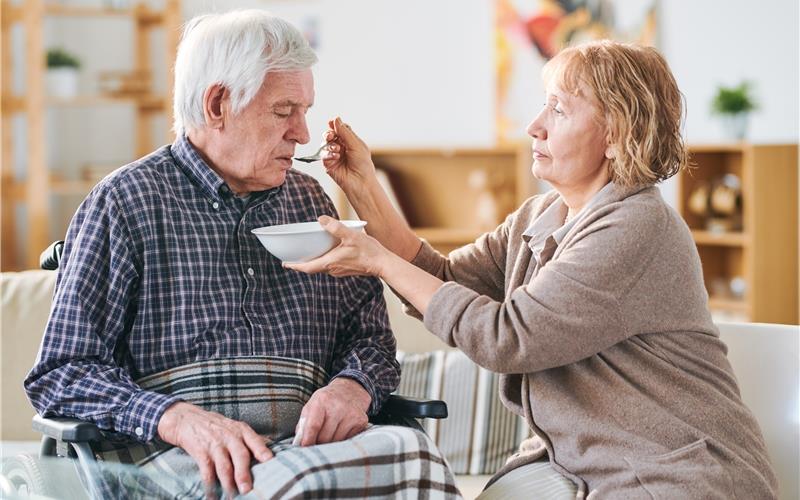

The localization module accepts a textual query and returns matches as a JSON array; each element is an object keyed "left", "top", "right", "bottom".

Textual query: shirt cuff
[
  {"left": 115, "top": 390, "right": 182, "bottom": 443},
  {"left": 331, "top": 370, "right": 381, "bottom": 415}
]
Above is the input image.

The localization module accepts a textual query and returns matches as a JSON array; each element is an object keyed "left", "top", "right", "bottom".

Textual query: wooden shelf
[
  {"left": 708, "top": 297, "right": 749, "bottom": 314},
  {"left": 686, "top": 143, "right": 747, "bottom": 153},
  {"left": 46, "top": 94, "right": 167, "bottom": 109},
  {"left": 691, "top": 230, "right": 748, "bottom": 247},
  {"left": 334, "top": 145, "right": 536, "bottom": 256},
  {"left": 1, "top": 0, "right": 181, "bottom": 271},
  {"left": 44, "top": 4, "right": 163, "bottom": 23},
  {"left": 414, "top": 227, "right": 482, "bottom": 246},
  {"left": 679, "top": 144, "right": 798, "bottom": 324},
  {"left": 3, "top": 94, "right": 166, "bottom": 113}
]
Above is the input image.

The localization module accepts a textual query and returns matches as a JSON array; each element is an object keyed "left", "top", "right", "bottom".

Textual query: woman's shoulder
[{"left": 586, "top": 185, "right": 691, "bottom": 243}]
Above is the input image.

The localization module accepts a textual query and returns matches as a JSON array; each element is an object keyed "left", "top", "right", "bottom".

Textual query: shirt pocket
[{"left": 623, "top": 438, "right": 735, "bottom": 500}]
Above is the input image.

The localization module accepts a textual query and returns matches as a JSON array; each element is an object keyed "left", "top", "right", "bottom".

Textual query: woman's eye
[
  {"left": 274, "top": 112, "right": 290, "bottom": 118},
  {"left": 552, "top": 104, "right": 564, "bottom": 115}
]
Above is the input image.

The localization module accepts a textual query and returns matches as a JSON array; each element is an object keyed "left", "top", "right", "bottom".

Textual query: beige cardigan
[{"left": 407, "top": 183, "right": 777, "bottom": 499}]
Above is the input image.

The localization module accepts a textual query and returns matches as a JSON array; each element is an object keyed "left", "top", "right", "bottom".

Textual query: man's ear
[{"left": 202, "top": 83, "right": 228, "bottom": 130}]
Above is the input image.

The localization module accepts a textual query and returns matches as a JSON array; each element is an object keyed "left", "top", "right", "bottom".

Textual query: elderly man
[{"left": 25, "top": 10, "right": 458, "bottom": 499}]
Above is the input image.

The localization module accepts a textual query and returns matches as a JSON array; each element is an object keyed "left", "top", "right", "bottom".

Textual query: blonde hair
[{"left": 543, "top": 40, "right": 688, "bottom": 187}]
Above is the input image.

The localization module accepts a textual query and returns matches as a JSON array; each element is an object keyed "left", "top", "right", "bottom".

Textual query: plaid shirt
[{"left": 25, "top": 135, "right": 400, "bottom": 443}]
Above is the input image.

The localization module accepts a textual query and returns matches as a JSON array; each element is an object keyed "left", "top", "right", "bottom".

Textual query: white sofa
[{"left": 2, "top": 269, "right": 798, "bottom": 499}]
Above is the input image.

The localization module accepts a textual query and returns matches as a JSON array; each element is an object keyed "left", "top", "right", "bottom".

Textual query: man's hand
[
  {"left": 157, "top": 402, "right": 273, "bottom": 497},
  {"left": 295, "top": 377, "right": 371, "bottom": 447}
]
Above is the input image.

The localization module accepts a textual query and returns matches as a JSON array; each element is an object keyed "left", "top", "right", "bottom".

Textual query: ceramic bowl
[{"left": 251, "top": 220, "right": 366, "bottom": 263}]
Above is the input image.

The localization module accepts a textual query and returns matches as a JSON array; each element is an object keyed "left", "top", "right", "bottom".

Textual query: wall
[{"left": 28, "top": 0, "right": 800, "bottom": 231}]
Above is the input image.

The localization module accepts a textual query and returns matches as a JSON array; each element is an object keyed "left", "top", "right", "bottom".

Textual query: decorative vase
[
  {"left": 46, "top": 68, "right": 79, "bottom": 98},
  {"left": 720, "top": 113, "right": 749, "bottom": 141}
]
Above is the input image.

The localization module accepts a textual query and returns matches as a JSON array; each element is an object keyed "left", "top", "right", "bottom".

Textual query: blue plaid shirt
[{"left": 25, "top": 135, "right": 400, "bottom": 443}]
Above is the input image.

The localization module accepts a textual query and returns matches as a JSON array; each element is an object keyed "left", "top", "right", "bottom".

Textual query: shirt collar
[
  {"left": 521, "top": 191, "right": 566, "bottom": 249},
  {"left": 171, "top": 134, "right": 228, "bottom": 202},
  {"left": 522, "top": 181, "right": 620, "bottom": 250}
]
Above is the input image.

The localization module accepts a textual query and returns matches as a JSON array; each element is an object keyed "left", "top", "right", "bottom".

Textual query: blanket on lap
[{"left": 81, "top": 356, "right": 460, "bottom": 499}]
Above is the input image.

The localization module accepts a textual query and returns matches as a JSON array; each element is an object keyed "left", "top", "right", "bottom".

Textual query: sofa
[{"left": 2, "top": 269, "right": 798, "bottom": 499}]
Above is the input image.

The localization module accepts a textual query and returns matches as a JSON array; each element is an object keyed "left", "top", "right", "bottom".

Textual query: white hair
[{"left": 172, "top": 10, "right": 318, "bottom": 136}]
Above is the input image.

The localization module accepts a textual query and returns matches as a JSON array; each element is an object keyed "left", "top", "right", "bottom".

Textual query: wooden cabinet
[
  {"left": 336, "top": 144, "right": 535, "bottom": 254},
  {"left": 0, "top": 0, "right": 181, "bottom": 271},
  {"left": 678, "top": 144, "right": 798, "bottom": 324}
]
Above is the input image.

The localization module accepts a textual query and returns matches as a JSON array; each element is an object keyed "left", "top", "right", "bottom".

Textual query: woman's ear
[
  {"left": 202, "top": 83, "right": 228, "bottom": 129},
  {"left": 605, "top": 142, "right": 616, "bottom": 160}
]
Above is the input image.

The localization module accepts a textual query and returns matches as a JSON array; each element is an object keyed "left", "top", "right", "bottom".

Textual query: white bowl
[{"left": 251, "top": 220, "right": 367, "bottom": 263}]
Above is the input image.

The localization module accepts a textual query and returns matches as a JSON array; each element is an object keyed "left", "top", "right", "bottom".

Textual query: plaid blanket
[{"left": 79, "top": 356, "right": 460, "bottom": 499}]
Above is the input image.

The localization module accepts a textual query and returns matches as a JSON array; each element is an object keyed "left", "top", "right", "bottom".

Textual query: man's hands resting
[
  {"left": 294, "top": 377, "right": 371, "bottom": 446},
  {"left": 155, "top": 379, "right": 371, "bottom": 497},
  {"left": 157, "top": 402, "right": 272, "bottom": 497}
]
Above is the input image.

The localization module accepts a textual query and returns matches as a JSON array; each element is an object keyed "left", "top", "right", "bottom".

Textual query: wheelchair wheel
[{"left": 1, "top": 453, "right": 55, "bottom": 497}]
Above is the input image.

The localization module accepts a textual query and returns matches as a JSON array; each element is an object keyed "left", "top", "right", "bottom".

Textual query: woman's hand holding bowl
[{"left": 283, "top": 215, "right": 392, "bottom": 278}]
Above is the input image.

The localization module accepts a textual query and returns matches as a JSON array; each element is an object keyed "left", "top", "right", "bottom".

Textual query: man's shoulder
[{"left": 93, "top": 145, "right": 178, "bottom": 198}]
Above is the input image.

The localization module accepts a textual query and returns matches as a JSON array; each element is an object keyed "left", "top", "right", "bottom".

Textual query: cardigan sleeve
[{"left": 396, "top": 203, "right": 528, "bottom": 320}]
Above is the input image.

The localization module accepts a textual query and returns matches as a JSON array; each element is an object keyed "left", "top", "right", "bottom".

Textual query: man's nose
[{"left": 287, "top": 112, "right": 311, "bottom": 145}]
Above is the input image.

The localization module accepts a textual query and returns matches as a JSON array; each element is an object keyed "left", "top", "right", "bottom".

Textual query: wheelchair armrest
[
  {"left": 381, "top": 395, "right": 448, "bottom": 419},
  {"left": 39, "top": 240, "right": 64, "bottom": 270},
  {"left": 32, "top": 414, "right": 103, "bottom": 442}
]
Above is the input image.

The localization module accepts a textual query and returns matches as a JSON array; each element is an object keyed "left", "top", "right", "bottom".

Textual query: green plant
[
  {"left": 711, "top": 82, "right": 757, "bottom": 115},
  {"left": 46, "top": 48, "right": 81, "bottom": 69}
]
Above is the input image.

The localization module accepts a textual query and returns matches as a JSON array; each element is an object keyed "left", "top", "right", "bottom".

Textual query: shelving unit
[
  {"left": 1, "top": 0, "right": 181, "bottom": 271},
  {"left": 678, "top": 144, "right": 798, "bottom": 324},
  {"left": 335, "top": 144, "right": 535, "bottom": 255}
]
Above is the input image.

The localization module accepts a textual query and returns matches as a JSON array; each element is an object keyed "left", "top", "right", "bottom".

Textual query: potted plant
[
  {"left": 46, "top": 47, "right": 81, "bottom": 98},
  {"left": 711, "top": 82, "right": 757, "bottom": 140}
]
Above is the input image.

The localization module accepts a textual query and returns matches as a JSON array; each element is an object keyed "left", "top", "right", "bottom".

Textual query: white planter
[
  {"left": 719, "top": 113, "right": 750, "bottom": 141},
  {"left": 46, "top": 68, "right": 79, "bottom": 98}
]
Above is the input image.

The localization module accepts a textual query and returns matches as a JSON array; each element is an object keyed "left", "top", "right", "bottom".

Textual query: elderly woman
[{"left": 287, "top": 41, "right": 778, "bottom": 498}]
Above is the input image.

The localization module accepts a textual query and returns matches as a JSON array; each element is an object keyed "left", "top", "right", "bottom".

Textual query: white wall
[
  {"left": 33, "top": 0, "right": 800, "bottom": 218},
  {"left": 661, "top": 0, "right": 799, "bottom": 144}
]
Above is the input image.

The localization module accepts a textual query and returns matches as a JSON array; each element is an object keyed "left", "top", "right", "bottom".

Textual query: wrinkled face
[
  {"left": 217, "top": 69, "right": 314, "bottom": 193},
  {"left": 527, "top": 81, "right": 610, "bottom": 193}
]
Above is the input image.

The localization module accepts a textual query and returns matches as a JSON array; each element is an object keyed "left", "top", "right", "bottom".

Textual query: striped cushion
[{"left": 396, "top": 350, "right": 529, "bottom": 475}]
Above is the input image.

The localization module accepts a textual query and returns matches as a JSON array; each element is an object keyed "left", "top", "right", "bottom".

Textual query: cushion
[{"left": 396, "top": 350, "right": 528, "bottom": 475}]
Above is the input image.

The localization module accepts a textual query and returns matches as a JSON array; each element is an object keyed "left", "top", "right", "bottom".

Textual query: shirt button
[
  {"left": 212, "top": 202, "right": 219, "bottom": 210},
  {"left": 247, "top": 267, "right": 255, "bottom": 276},
  {"left": 135, "top": 427, "right": 144, "bottom": 437}
]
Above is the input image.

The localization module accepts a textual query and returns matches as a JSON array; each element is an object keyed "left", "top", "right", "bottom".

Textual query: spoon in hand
[{"left": 293, "top": 142, "right": 332, "bottom": 163}]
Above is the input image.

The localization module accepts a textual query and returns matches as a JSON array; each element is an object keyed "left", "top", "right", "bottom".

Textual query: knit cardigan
[{"left": 406, "top": 182, "right": 777, "bottom": 499}]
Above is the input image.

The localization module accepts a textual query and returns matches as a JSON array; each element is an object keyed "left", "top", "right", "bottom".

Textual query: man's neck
[{"left": 186, "top": 130, "right": 251, "bottom": 196}]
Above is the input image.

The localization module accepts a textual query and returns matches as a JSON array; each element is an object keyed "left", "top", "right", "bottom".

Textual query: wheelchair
[{"left": 0, "top": 240, "right": 448, "bottom": 499}]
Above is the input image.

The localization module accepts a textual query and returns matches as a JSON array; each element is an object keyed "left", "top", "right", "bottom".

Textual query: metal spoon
[{"left": 293, "top": 142, "right": 332, "bottom": 163}]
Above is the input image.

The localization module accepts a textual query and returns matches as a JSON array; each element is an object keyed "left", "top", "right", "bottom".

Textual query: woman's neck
[{"left": 559, "top": 167, "right": 612, "bottom": 219}]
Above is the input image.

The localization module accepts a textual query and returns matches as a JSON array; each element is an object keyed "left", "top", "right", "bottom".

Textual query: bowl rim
[{"left": 251, "top": 219, "right": 366, "bottom": 236}]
